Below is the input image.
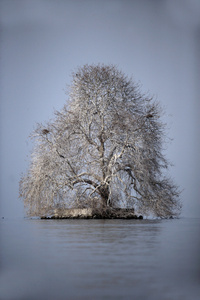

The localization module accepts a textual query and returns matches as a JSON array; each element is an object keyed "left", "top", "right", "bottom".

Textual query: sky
[{"left": 0, "top": 0, "right": 200, "bottom": 218}]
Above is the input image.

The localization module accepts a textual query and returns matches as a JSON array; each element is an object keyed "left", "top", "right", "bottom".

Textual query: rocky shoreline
[{"left": 41, "top": 208, "right": 143, "bottom": 220}]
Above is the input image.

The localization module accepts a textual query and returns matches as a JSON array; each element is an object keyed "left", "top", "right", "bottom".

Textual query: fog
[{"left": 0, "top": 0, "right": 200, "bottom": 218}]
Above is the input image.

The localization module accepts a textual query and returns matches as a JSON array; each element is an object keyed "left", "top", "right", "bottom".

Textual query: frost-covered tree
[{"left": 19, "top": 64, "right": 181, "bottom": 217}]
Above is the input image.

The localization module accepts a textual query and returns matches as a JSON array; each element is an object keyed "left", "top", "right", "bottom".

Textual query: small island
[
  {"left": 41, "top": 208, "right": 143, "bottom": 219},
  {"left": 19, "top": 64, "right": 181, "bottom": 219}
]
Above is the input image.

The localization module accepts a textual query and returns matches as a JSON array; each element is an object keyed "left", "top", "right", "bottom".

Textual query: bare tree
[{"left": 19, "top": 64, "right": 181, "bottom": 218}]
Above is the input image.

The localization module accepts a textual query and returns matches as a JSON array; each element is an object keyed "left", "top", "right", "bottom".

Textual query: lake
[{"left": 0, "top": 217, "right": 200, "bottom": 300}]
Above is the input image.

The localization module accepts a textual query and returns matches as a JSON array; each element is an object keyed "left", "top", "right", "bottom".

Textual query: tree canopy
[{"left": 19, "top": 64, "right": 181, "bottom": 218}]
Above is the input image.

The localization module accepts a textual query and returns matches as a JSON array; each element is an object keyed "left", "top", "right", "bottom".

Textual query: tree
[{"left": 19, "top": 64, "right": 181, "bottom": 218}]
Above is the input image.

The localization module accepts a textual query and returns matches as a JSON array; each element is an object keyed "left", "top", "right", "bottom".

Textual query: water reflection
[{"left": 0, "top": 218, "right": 199, "bottom": 300}]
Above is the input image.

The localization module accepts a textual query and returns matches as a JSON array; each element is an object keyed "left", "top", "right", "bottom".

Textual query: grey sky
[{"left": 0, "top": 0, "right": 199, "bottom": 218}]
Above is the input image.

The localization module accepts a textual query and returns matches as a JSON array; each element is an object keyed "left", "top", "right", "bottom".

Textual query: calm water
[{"left": 0, "top": 218, "right": 200, "bottom": 300}]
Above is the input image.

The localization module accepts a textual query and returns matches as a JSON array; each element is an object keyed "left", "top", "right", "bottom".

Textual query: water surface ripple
[{"left": 0, "top": 218, "right": 200, "bottom": 299}]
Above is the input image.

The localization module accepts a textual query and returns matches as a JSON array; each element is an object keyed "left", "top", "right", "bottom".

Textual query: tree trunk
[{"left": 99, "top": 184, "right": 110, "bottom": 208}]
